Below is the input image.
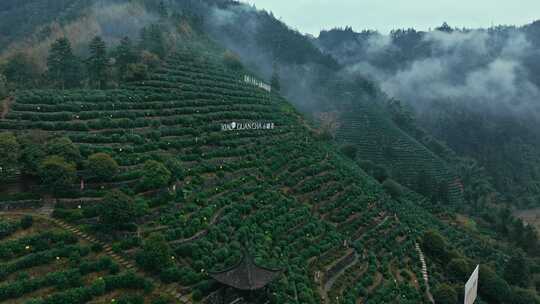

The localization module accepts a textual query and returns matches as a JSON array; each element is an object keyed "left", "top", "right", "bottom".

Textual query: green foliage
[
  {"left": 115, "top": 37, "right": 137, "bottom": 80},
  {"left": 0, "top": 53, "right": 40, "bottom": 88},
  {"left": 0, "top": 73, "right": 7, "bottom": 98},
  {"left": 271, "top": 62, "right": 281, "bottom": 92},
  {"left": 38, "top": 155, "right": 77, "bottom": 192},
  {"left": 139, "top": 160, "right": 171, "bottom": 190},
  {"left": 422, "top": 229, "right": 449, "bottom": 262},
  {"left": 446, "top": 258, "right": 472, "bottom": 282},
  {"left": 433, "top": 284, "right": 458, "bottom": 304},
  {"left": 479, "top": 265, "right": 512, "bottom": 303},
  {"left": 87, "top": 153, "right": 118, "bottom": 181},
  {"left": 223, "top": 51, "right": 243, "bottom": 71},
  {"left": 340, "top": 144, "right": 358, "bottom": 160},
  {"left": 140, "top": 24, "right": 166, "bottom": 58},
  {"left": 47, "top": 37, "right": 81, "bottom": 89},
  {"left": 46, "top": 136, "right": 81, "bottom": 164},
  {"left": 511, "top": 287, "right": 540, "bottom": 304},
  {"left": 358, "top": 160, "right": 389, "bottom": 182},
  {"left": 504, "top": 252, "right": 530, "bottom": 287},
  {"left": 382, "top": 179, "right": 403, "bottom": 198},
  {"left": 18, "top": 131, "right": 48, "bottom": 175},
  {"left": 0, "top": 132, "right": 20, "bottom": 180},
  {"left": 126, "top": 63, "right": 149, "bottom": 81},
  {"left": 87, "top": 36, "right": 109, "bottom": 89},
  {"left": 98, "top": 190, "right": 136, "bottom": 230},
  {"left": 136, "top": 233, "right": 173, "bottom": 273},
  {"left": 20, "top": 215, "right": 33, "bottom": 229}
]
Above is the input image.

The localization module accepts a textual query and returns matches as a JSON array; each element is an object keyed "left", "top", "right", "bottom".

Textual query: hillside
[
  {"left": 315, "top": 24, "right": 540, "bottom": 209},
  {"left": 0, "top": 1, "right": 539, "bottom": 304}
]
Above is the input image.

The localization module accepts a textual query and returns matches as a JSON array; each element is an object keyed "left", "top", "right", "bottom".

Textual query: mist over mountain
[
  {"left": 317, "top": 23, "right": 540, "bottom": 117},
  {"left": 315, "top": 23, "right": 540, "bottom": 204}
]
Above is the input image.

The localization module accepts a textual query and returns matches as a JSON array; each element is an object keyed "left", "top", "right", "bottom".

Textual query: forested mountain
[
  {"left": 316, "top": 23, "right": 540, "bottom": 208},
  {"left": 0, "top": 1, "right": 539, "bottom": 303}
]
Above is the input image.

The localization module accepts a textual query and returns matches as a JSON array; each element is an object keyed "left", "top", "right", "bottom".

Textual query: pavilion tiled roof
[{"left": 209, "top": 254, "right": 282, "bottom": 290}]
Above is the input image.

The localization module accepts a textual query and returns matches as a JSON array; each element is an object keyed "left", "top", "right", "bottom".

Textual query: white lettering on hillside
[
  {"left": 221, "top": 121, "right": 275, "bottom": 132},
  {"left": 243, "top": 75, "right": 271, "bottom": 92}
]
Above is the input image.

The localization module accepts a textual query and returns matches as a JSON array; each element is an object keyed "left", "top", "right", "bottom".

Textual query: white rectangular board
[{"left": 464, "top": 265, "right": 479, "bottom": 304}]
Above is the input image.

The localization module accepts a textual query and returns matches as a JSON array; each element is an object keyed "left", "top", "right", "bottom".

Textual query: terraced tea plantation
[
  {"left": 0, "top": 49, "right": 516, "bottom": 304},
  {"left": 0, "top": 214, "right": 157, "bottom": 303},
  {"left": 336, "top": 103, "right": 463, "bottom": 204}
]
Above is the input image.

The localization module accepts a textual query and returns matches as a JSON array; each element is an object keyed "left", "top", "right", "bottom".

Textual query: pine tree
[
  {"left": 0, "top": 73, "right": 7, "bottom": 98},
  {"left": 158, "top": 1, "right": 168, "bottom": 19},
  {"left": 140, "top": 24, "right": 166, "bottom": 58},
  {"left": 88, "top": 36, "right": 108, "bottom": 89},
  {"left": 116, "top": 37, "right": 136, "bottom": 80},
  {"left": 271, "top": 62, "right": 281, "bottom": 92},
  {"left": 47, "top": 38, "right": 80, "bottom": 89}
]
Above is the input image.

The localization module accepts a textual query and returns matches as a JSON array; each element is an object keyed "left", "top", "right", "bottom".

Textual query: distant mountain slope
[
  {"left": 315, "top": 23, "right": 540, "bottom": 207},
  {"left": 0, "top": 0, "right": 90, "bottom": 48}
]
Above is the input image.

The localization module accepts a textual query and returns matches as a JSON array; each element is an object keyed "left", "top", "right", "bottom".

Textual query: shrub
[
  {"left": 136, "top": 233, "right": 173, "bottom": 273},
  {"left": 87, "top": 152, "right": 118, "bottom": 181},
  {"left": 340, "top": 144, "right": 358, "bottom": 160},
  {"left": 433, "top": 284, "right": 458, "bottom": 304},
  {"left": 223, "top": 51, "right": 242, "bottom": 71},
  {"left": 38, "top": 156, "right": 77, "bottom": 192},
  {"left": 20, "top": 215, "right": 33, "bottom": 229},
  {"left": 46, "top": 137, "right": 81, "bottom": 164},
  {"left": 422, "top": 229, "right": 450, "bottom": 262},
  {"left": 98, "top": 190, "right": 136, "bottom": 230},
  {"left": 382, "top": 179, "right": 403, "bottom": 198},
  {"left": 138, "top": 160, "right": 171, "bottom": 190}
]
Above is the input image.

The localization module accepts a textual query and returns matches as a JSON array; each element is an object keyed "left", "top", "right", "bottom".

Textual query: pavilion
[{"left": 209, "top": 253, "right": 283, "bottom": 303}]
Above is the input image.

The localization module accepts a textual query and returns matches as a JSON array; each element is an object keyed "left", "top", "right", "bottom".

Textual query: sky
[{"left": 240, "top": 0, "right": 540, "bottom": 35}]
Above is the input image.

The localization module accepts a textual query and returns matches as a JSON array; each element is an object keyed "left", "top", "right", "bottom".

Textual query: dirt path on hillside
[{"left": 1, "top": 97, "right": 13, "bottom": 119}]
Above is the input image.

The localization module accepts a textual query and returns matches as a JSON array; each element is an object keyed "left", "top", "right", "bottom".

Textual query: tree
[
  {"left": 98, "top": 190, "right": 136, "bottom": 229},
  {"left": 140, "top": 24, "right": 166, "bottom": 58},
  {"left": 340, "top": 144, "right": 358, "bottom": 160},
  {"left": 479, "top": 265, "right": 512, "bottom": 303},
  {"left": 422, "top": 229, "right": 449, "bottom": 262},
  {"left": 0, "top": 73, "right": 8, "bottom": 98},
  {"left": 158, "top": 1, "right": 168, "bottom": 19},
  {"left": 115, "top": 37, "right": 137, "bottom": 80},
  {"left": 136, "top": 233, "right": 173, "bottom": 272},
  {"left": 433, "top": 284, "right": 458, "bottom": 304},
  {"left": 271, "top": 62, "right": 281, "bottom": 92},
  {"left": 415, "top": 170, "right": 435, "bottom": 198},
  {"left": 382, "top": 179, "right": 403, "bottom": 198},
  {"left": 88, "top": 36, "right": 108, "bottom": 89},
  {"left": 87, "top": 153, "right": 118, "bottom": 181},
  {"left": 126, "top": 63, "right": 148, "bottom": 81},
  {"left": 436, "top": 22, "right": 454, "bottom": 33},
  {"left": 223, "top": 51, "right": 243, "bottom": 71},
  {"left": 46, "top": 137, "right": 81, "bottom": 164},
  {"left": 0, "top": 132, "right": 20, "bottom": 181},
  {"left": 38, "top": 156, "right": 77, "bottom": 192},
  {"left": 504, "top": 252, "right": 530, "bottom": 287},
  {"left": 47, "top": 37, "right": 81, "bottom": 89},
  {"left": 18, "top": 131, "right": 48, "bottom": 175},
  {"left": 447, "top": 258, "right": 472, "bottom": 282},
  {"left": 511, "top": 287, "right": 540, "bottom": 304},
  {"left": 0, "top": 53, "right": 40, "bottom": 88},
  {"left": 359, "top": 160, "right": 389, "bottom": 182},
  {"left": 164, "top": 156, "right": 184, "bottom": 180},
  {"left": 139, "top": 160, "right": 171, "bottom": 190}
]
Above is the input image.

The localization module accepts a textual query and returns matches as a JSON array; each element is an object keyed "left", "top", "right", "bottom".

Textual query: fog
[{"left": 340, "top": 29, "right": 540, "bottom": 116}]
